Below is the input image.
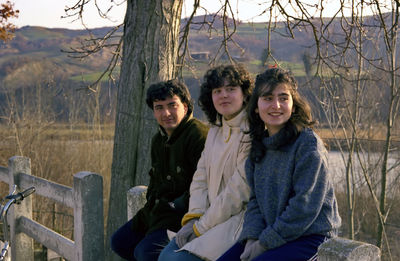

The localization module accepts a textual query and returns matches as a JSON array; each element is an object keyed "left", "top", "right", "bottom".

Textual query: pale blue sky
[
  {"left": 10, "top": 0, "right": 385, "bottom": 30},
  {"left": 11, "top": 0, "right": 126, "bottom": 29},
  {"left": 11, "top": 0, "right": 273, "bottom": 29}
]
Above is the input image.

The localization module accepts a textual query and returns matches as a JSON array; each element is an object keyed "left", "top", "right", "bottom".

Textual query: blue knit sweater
[{"left": 239, "top": 128, "right": 341, "bottom": 250}]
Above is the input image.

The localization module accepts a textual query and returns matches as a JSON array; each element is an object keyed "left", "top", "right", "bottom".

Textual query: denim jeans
[
  {"left": 217, "top": 234, "right": 326, "bottom": 261},
  {"left": 158, "top": 238, "right": 204, "bottom": 261},
  {"left": 111, "top": 219, "right": 170, "bottom": 261}
]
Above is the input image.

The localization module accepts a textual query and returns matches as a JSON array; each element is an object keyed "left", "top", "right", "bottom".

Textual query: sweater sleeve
[
  {"left": 259, "top": 135, "right": 330, "bottom": 249},
  {"left": 239, "top": 158, "right": 265, "bottom": 241},
  {"left": 194, "top": 140, "right": 251, "bottom": 235}
]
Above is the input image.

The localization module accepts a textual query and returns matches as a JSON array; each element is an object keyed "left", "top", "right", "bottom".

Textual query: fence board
[
  {"left": 18, "top": 217, "right": 75, "bottom": 261},
  {"left": 18, "top": 172, "right": 74, "bottom": 208},
  {"left": 1, "top": 156, "right": 104, "bottom": 261}
]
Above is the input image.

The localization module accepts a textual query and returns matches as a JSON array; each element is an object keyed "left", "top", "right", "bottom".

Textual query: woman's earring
[{"left": 255, "top": 108, "right": 259, "bottom": 113}]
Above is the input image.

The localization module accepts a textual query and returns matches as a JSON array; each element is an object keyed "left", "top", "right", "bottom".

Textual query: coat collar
[
  {"left": 221, "top": 109, "right": 249, "bottom": 143},
  {"left": 221, "top": 109, "right": 248, "bottom": 130},
  {"left": 158, "top": 114, "right": 193, "bottom": 143}
]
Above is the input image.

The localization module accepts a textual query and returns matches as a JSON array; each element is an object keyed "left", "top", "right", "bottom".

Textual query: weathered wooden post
[
  {"left": 8, "top": 156, "right": 34, "bottom": 261},
  {"left": 73, "top": 171, "right": 104, "bottom": 261}
]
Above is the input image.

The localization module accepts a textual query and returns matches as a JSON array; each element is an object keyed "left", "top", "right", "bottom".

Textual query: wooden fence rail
[{"left": 0, "top": 156, "right": 104, "bottom": 261}]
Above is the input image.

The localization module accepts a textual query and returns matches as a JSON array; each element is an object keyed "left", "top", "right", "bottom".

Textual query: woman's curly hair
[{"left": 198, "top": 64, "right": 253, "bottom": 125}]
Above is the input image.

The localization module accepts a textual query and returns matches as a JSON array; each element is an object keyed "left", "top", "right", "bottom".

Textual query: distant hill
[
  {"left": 0, "top": 26, "right": 122, "bottom": 90},
  {"left": 1, "top": 12, "right": 392, "bottom": 91},
  {"left": 0, "top": 13, "right": 388, "bottom": 122},
  {"left": 0, "top": 16, "right": 318, "bottom": 90}
]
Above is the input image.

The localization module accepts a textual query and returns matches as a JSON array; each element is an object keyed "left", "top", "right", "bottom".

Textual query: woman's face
[
  {"left": 212, "top": 79, "right": 244, "bottom": 120},
  {"left": 256, "top": 83, "right": 294, "bottom": 136}
]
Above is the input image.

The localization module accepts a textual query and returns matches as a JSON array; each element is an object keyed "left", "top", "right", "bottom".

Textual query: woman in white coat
[{"left": 158, "top": 64, "right": 253, "bottom": 261}]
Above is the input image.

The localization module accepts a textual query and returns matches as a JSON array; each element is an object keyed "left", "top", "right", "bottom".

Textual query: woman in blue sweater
[{"left": 217, "top": 67, "right": 341, "bottom": 261}]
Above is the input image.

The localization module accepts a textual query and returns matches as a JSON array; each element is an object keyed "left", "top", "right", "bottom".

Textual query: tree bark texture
[{"left": 105, "top": 1, "right": 183, "bottom": 259}]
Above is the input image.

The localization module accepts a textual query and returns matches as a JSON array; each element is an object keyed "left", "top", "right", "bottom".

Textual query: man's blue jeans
[{"left": 111, "top": 219, "right": 170, "bottom": 261}]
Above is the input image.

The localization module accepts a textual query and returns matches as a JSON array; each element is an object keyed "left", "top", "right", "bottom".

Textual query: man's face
[{"left": 153, "top": 95, "right": 188, "bottom": 136}]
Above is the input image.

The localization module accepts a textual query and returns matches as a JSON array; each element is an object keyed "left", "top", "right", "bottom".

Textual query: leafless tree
[
  {"left": 276, "top": 1, "right": 399, "bottom": 258},
  {"left": 63, "top": 0, "right": 400, "bottom": 259}
]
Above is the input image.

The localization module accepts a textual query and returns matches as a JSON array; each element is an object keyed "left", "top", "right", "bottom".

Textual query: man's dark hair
[{"left": 146, "top": 79, "right": 194, "bottom": 116}]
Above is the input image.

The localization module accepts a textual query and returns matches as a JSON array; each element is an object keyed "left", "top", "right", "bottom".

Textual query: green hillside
[
  {"left": 0, "top": 26, "right": 123, "bottom": 88},
  {"left": 0, "top": 17, "right": 316, "bottom": 124},
  {"left": 0, "top": 19, "right": 313, "bottom": 90}
]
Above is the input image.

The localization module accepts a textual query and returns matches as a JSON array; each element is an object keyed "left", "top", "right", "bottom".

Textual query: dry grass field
[
  {"left": 1, "top": 122, "right": 399, "bottom": 260},
  {"left": 0, "top": 122, "right": 114, "bottom": 250}
]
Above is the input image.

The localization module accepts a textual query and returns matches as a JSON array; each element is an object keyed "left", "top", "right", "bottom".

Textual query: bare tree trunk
[
  {"left": 345, "top": 20, "right": 365, "bottom": 240},
  {"left": 377, "top": 6, "right": 398, "bottom": 248},
  {"left": 105, "top": 1, "right": 183, "bottom": 259}
]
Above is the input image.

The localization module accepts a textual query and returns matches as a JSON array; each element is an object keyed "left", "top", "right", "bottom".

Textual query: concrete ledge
[
  {"left": 127, "top": 186, "right": 381, "bottom": 260},
  {"left": 127, "top": 185, "right": 147, "bottom": 220},
  {"left": 318, "top": 236, "right": 380, "bottom": 260}
]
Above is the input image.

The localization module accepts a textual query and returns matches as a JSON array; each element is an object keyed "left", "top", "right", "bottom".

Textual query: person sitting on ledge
[
  {"left": 111, "top": 79, "right": 208, "bottom": 261},
  {"left": 217, "top": 67, "right": 341, "bottom": 261},
  {"left": 159, "top": 64, "right": 254, "bottom": 261}
]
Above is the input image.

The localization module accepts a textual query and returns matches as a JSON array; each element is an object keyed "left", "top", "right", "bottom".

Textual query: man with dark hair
[{"left": 111, "top": 79, "right": 209, "bottom": 261}]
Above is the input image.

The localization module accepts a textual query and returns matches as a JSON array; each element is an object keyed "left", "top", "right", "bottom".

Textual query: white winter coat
[{"left": 180, "top": 110, "right": 251, "bottom": 261}]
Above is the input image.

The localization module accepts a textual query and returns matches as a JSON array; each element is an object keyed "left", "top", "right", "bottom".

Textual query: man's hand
[
  {"left": 175, "top": 219, "right": 198, "bottom": 248},
  {"left": 240, "top": 239, "right": 267, "bottom": 261}
]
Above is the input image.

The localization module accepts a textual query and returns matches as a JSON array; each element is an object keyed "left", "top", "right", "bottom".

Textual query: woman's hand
[
  {"left": 240, "top": 239, "right": 267, "bottom": 261},
  {"left": 175, "top": 219, "right": 198, "bottom": 248}
]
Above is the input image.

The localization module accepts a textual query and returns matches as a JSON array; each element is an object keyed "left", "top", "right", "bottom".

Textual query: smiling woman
[
  {"left": 158, "top": 64, "right": 254, "bottom": 261},
  {"left": 211, "top": 85, "right": 244, "bottom": 121},
  {"left": 256, "top": 84, "right": 294, "bottom": 136},
  {"left": 218, "top": 67, "right": 341, "bottom": 261}
]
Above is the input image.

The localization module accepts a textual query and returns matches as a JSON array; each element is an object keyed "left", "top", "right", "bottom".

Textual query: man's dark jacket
[{"left": 131, "top": 115, "right": 208, "bottom": 234}]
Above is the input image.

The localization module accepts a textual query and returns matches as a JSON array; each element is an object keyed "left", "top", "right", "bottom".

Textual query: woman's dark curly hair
[
  {"left": 248, "top": 67, "right": 315, "bottom": 162},
  {"left": 198, "top": 64, "right": 253, "bottom": 125}
]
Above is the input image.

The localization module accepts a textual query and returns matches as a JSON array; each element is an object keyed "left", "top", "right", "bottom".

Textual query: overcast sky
[
  {"left": 11, "top": 0, "right": 278, "bottom": 29},
  {"left": 10, "top": 0, "right": 388, "bottom": 30}
]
